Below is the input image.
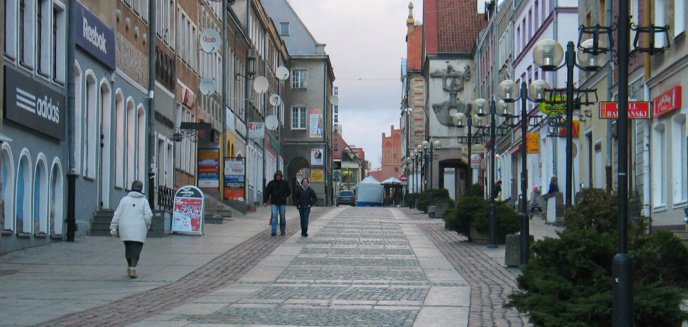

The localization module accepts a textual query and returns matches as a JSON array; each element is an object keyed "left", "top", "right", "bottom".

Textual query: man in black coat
[
  {"left": 263, "top": 170, "right": 291, "bottom": 236},
  {"left": 294, "top": 178, "right": 318, "bottom": 237}
]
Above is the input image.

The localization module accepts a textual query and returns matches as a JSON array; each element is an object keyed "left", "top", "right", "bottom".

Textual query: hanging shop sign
[
  {"left": 4, "top": 66, "right": 65, "bottom": 139},
  {"left": 652, "top": 86, "right": 682, "bottom": 118},
  {"left": 75, "top": 1, "right": 116, "bottom": 70},
  {"left": 198, "top": 148, "right": 220, "bottom": 188},
  {"left": 172, "top": 185, "right": 205, "bottom": 236},
  {"left": 599, "top": 101, "right": 651, "bottom": 119},
  {"left": 248, "top": 122, "right": 265, "bottom": 139},
  {"left": 224, "top": 158, "right": 245, "bottom": 199}
]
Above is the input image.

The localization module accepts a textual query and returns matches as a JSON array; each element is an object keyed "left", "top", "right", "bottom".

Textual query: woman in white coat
[{"left": 110, "top": 180, "right": 153, "bottom": 278}]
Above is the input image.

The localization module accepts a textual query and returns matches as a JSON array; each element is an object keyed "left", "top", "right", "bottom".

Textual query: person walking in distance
[
  {"left": 263, "top": 170, "right": 291, "bottom": 236},
  {"left": 294, "top": 178, "right": 317, "bottom": 237},
  {"left": 544, "top": 176, "right": 559, "bottom": 200},
  {"left": 110, "top": 180, "right": 153, "bottom": 278},
  {"left": 492, "top": 180, "right": 502, "bottom": 200}
]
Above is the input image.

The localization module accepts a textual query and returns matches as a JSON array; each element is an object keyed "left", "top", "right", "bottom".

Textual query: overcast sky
[{"left": 286, "top": 0, "right": 422, "bottom": 170}]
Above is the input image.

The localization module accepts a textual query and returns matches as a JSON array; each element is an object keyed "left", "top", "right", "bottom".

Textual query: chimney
[{"left": 316, "top": 43, "right": 326, "bottom": 54}]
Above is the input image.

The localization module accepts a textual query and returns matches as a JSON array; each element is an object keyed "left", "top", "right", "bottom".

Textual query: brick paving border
[
  {"left": 36, "top": 210, "right": 324, "bottom": 327},
  {"left": 417, "top": 222, "right": 531, "bottom": 327}
]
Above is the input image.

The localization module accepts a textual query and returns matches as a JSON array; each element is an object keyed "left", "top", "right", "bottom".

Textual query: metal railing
[{"left": 157, "top": 185, "right": 175, "bottom": 212}]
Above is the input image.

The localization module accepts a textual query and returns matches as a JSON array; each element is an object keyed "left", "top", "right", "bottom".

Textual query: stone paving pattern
[{"left": 0, "top": 206, "right": 569, "bottom": 326}]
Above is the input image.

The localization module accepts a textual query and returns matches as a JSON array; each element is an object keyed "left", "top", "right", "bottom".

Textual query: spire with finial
[{"left": 406, "top": 2, "right": 415, "bottom": 32}]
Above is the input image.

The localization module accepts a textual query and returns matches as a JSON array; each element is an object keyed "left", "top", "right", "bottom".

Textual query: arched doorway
[
  {"left": 33, "top": 155, "right": 48, "bottom": 236},
  {"left": 49, "top": 160, "right": 64, "bottom": 237},
  {"left": 437, "top": 158, "right": 463, "bottom": 201},
  {"left": 16, "top": 150, "right": 32, "bottom": 235},
  {"left": 99, "top": 80, "right": 112, "bottom": 208},
  {"left": 287, "top": 157, "right": 310, "bottom": 204},
  {"left": 1, "top": 144, "right": 15, "bottom": 232}
]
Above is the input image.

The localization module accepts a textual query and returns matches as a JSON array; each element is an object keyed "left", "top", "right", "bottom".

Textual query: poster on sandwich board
[{"left": 171, "top": 185, "right": 205, "bottom": 235}]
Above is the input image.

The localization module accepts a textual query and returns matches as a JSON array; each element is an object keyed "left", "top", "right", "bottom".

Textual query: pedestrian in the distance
[
  {"left": 110, "top": 180, "right": 153, "bottom": 279},
  {"left": 294, "top": 178, "right": 317, "bottom": 237},
  {"left": 492, "top": 180, "right": 502, "bottom": 200},
  {"left": 544, "top": 176, "right": 559, "bottom": 200},
  {"left": 263, "top": 170, "right": 291, "bottom": 236}
]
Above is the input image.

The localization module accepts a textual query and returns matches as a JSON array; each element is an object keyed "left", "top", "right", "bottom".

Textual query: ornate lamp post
[
  {"left": 498, "top": 79, "right": 549, "bottom": 265},
  {"left": 473, "top": 98, "right": 498, "bottom": 248}
]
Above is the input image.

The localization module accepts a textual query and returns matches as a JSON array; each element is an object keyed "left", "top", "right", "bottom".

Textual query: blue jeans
[
  {"left": 298, "top": 207, "right": 311, "bottom": 234},
  {"left": 271, "top": 204, "right": 286, "bottom": 234}
]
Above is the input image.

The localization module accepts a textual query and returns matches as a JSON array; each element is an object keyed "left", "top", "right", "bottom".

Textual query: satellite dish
[
  {"left": 265, "top": 115, "right": 279, "bottom": 130},
  {"left": 200, "top": 29, "right": 222, "bottom": 53},
  {"left": 331, "top": 95, "right": 339, "bottom": 105},
  {"left": 200, "top": 78, "right": 215, "bottom": 95},
  {"left": 253, "top": 76, "right": 269, "bottom": 94},
  {"left": 276, "top": 66, "right": 289, "bottom": 81},
  {"left": 269, "top": 94, "right": 282, "bottom": 106}
]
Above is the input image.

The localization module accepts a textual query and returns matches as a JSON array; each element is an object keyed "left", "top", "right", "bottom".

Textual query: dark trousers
[{"left": 298, "top": 207, "right": 310, "bottom": 234}]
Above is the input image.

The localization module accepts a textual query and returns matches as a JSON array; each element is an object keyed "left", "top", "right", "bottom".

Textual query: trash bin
[{"left": 148, "top": 210, "right": 171, "bottom": 238}]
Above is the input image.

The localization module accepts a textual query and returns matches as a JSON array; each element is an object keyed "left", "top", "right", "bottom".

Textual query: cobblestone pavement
[
  {"left": 418, "top": 222, "right": 530, "bottom": 327},
  {"left": 133, "top": 207, "right": 470, "bottom": 326},
  {"left": 1, "top": 206, "right": 563, "bottom": 326},
  {"left": 31, "top": 208, "right": 326, "bottom": 327}
]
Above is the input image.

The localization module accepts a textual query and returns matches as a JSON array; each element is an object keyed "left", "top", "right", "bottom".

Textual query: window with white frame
[
  {"left": 74, "top": 64, "right": 83, "bottom": 175},
  {"left": 157, "top": 0, "right": 175, "bottom": 46},
  {"left": 19, "top": 0, "right": 35, "bottom": 68},
  {"left": 675, "top": 0, "right": 686, "bottom": 36},
  {"left": 652, "top": 123, "right": 666, "bottom": 207},
  {"left": 672, "top": 114, "right": 687, "bottom": 204},
  {"left": 137, "top": 105, "right": 146, "bottom": 183},
  {"left": 291, "top": 106, "right": 307, "bottom": 129},
  {"left": 115, "top": 92, "right": 125, "bottom": 187},
  {"left": 291, "top": 69, "right": 307, "bottom": 89},
  {"left": 127, "top": 100, "right": 136, "bottom": 186},
  {"left": 5, "top": 0, "right": 17, "bottom": 58},
  {"left": 52, "top": 1, "right": 66, "bottom": 83},
  {"left": 37, "top": 0, "right": 50, "bottom": 76},
  {"left": 84, "top": 74, "right": 97, "bottom": 179},
  {"left": 655, "top": 0, "right": 667, "bottom": 47}
]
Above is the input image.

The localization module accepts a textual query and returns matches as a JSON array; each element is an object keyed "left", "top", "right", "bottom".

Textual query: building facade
[
  {"left": 381, "top": 125, "right": 403, "bottom": 180},
  {"left": 263, "top": 0, "right": 336, "bottom": 205}
]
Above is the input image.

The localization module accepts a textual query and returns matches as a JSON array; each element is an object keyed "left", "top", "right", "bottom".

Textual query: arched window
[
  {"left": 33, "top": 155, "right": 48, "bottom": 235},
  {"left": 16, "top": 150, "right": 33, "bottom": 235},
  {"left": 1, "top": 144, "right": 16, "bottom": 232},
  {"left": 100, "top": 81, "right": 112, "bottom": 207},
  {"left": 115, "top": 91, "right": 125, "bottom": 187},
  {"left": 126, "top": 98, "right": 136, "bottom": 186},
  {"left": 49, "top": 159, "right": 64, "bottom": 236},
  {"left": 74, "top": 63, "right": 82, "bottom": 174},
  {"left": 137, "top": 104, "right": 146, "bottom": 184},
  {"left": 84, "top": 72, "right": 97, "bottom": 178}
]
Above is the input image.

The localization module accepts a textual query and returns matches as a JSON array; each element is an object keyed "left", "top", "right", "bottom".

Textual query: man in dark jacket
[
  {"left": 293, "top": 178, "right": 317, "bottom": 237},
  {"left": 263, "top": 170, "right": 291, "bottom": 236}
]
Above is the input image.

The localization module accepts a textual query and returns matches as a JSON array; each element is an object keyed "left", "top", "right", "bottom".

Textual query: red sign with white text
[
  {"left": 652, "top": 86, "right": 682, "bottom": 118},
  {"left": 599, "top": 101, "right": 651, "bottom": 119}
]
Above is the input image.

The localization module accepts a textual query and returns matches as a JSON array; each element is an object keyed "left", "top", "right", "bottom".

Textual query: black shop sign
[{"left": 4, "top": 66, "right": 65, "bottom": 139}]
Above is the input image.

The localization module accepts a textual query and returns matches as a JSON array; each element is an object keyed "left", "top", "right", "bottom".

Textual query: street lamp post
[
  {"left": 498, "top": 79, "right": 548, "bottom": 265},
  {"left": 473, "top": 98, "right": 497, "bottom": 248},
  {"left": 533, "top": 39, "right": 605, "bottom": 209}
]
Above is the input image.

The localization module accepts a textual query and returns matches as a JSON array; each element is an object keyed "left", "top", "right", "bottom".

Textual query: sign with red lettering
[
  {"left": 652, "top": 86, "right": 682, "bottom": 118},
  {"left": 599, "top": 101, "right": 651, "bottom": 119}
]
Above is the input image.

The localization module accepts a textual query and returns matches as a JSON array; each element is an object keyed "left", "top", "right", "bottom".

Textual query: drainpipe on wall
[
  {"left": 643, "top": 83, "right": 651, "bottom": 230},
  {"left": 221, "top": 0, "right": 228, "bottom": 200},
  {"left": 66, "top": 0, "right": 78, "bottom": 242},
  {"left": 147, "top": 0, "right": 157, "bottom": 208}
]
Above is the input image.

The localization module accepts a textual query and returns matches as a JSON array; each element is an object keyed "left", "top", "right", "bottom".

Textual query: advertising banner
[
  {"left": 4, "top": 66, "right": 66, "bottom": 139},
  {"left": 309, "top": 108, "right": 323, "bottom": 138},
  {"left": 74, "top": 1, "right": 116, "bottom": 69},
  {"left": 311, "top": 169, "right": 324, "bottom": 182},
  {"left": 248, "top": 122, "right": 265, "bottom": 139},
  {"left": 198, "top": 149, "right": 220, "bottom": 188},
  {"left": 599, "top": 101, "right": 651, "bottom": 119},
  {"left": 311, "top": 148, "right": 324, "bottom": 166},
  {"left": 172, "top": 185, "right": 205, "bottom": 235},
  {"left": 526, "top": 132, "right": 540, "bottom": 154},
  {"left": 224, "top": 158, "right": 245, "bottom": 199}
]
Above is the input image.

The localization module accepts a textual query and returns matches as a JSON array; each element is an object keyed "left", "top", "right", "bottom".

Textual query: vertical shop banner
[
  {"left": 309, "top": 108, "right": 323, "bottom": 138},
  {"left": 224, "top": 158, "right": 245, "bottom": 199},
  {"left": 526, "top": 132, "right": 540, "bottom": 154},
  {"left": 172, "top": 185, "right": 205, "bottom": 235},
  {"left": 198, "top": 149, "right": 220, "bottom": 188}
]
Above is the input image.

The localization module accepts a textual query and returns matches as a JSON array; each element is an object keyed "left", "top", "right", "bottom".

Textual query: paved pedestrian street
[{"left": 0, "top": 206, "right": 560, "bottom": 326}]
